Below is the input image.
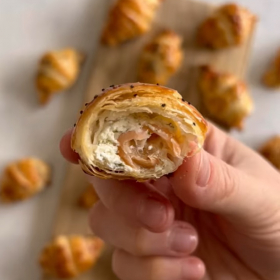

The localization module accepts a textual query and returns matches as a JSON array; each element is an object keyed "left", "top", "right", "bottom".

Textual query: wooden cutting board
[{"left": 44, "top": 0, "right": 256, "bottom": 279}]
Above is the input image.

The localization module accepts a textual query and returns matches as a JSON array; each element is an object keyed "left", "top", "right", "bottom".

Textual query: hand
[{"left": 60, "top": 123, "right": 280, "bottom": 280}]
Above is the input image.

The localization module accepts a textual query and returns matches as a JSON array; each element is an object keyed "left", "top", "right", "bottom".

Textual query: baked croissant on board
[
  {"left": 0, "top": 158, "right": 51, "bottom": 202},
  {"left": 39, "top": 235, "right": 104, "bottom": 279},
  {"left": 198, "top": 66, "right": 253, "bottom": 130},
  {"left": 36, "top": 48, "right": 83, "bottom": 105},
  {"left": 263, "top": 49, "right": 280, "bottom": 88},
  {"left": 260, "top": 136, "right": 280, "bottom": 170},
  {"left": 138, "top": 30, "right": 183, "bottom": 85},
  {"left": 78, "top": 184, "right": 99, "bottom": 209},
  {"left": 101, "top": 0, "right": 163, "bottom": 46},
  {"left": 197, "top": 3, "right": 256, "bottom": 49},
  {"left": 72, "top": 83, "right": 207, "bottom": 181}
]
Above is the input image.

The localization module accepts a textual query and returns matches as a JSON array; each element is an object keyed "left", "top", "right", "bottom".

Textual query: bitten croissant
[
  {"left": 138, "top": 30, "right": 183, "bottom": 85},
  {"left": 263, "top": 49, "right": 280, "bottom": 88},
  {"left": 0, "top": 158, "right": 51, "bottom": 202},
  {"left": 260, "top": 136, "right": 280, "bottom": 170},
  {"left": 36, "top": 48, "right": 83, "bottom": 105},
  {"left": 39, "top": 235, "right": 104, "bottom": 279},
  {"left": 197, "top": 3, "right": 256, "bottom": 49},
  {"left": 78, "top": 185, "right": 99, "bottom": 209},
  {"left": 101, "top": 0, "right": 163, "bottom": 46},
  {"left": 199, "top": 66, "right": 253, "bottom": 130},
  {"left": 72, "top": 83, "right": 207, "bottom": 181}
]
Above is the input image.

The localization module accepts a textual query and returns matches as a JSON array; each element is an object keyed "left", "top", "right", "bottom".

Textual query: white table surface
[{"left": 0, "top": 0, "right": 279, "bottom": 279}]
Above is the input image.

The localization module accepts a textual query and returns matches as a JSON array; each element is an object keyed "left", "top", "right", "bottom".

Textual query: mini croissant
[
  {"left": 78, "top": 185, "right": 99, "bottom": 209},
  {"left": 199, "top": 66, "right": 253, "bottom": 130},
  {"left": 197, "top": 3, "right": 256, "bottom": 49},
  {"left": 101, "top": 0, "right": 163, "bottom": 46},
  {"left": 138, "top": 30, "right": 183, "bottom": 85},
  {"left": 260, "top": 136, "right": 280, "bottom": 170},
  {"left": 36, "top": 48, "right": 83, "bottom": 105},
  {"left": 263, "top": 49, "right": 280, "bottom": 88},
  {"left": 72, "top": 83, "right": 207, "bottom": 181},
  {"left": 39, "top": 235, "right": 104, "bottom": 279},
  {"left": 0, "top": 158, "right": 51, "bottom": 203}
]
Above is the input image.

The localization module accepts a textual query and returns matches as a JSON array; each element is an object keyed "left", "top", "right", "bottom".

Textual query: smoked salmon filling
[{"left": 72, "top": 83, "right": 207, "bottom": 181}]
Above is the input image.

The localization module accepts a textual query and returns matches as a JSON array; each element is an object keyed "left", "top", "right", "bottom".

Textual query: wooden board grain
[{"left": 44, "top": 0, "right": 256, "bottom": 279}]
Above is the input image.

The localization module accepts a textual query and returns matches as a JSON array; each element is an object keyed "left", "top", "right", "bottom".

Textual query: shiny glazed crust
[
  {"left": 39, "top": 235, "right": 104, "bottom": 278},
  {"left": 101, "top": 0, "right": 163, "bottom": 46},
  {"left": 260, "top": 136, "right": 280, "bottom": 170},
  {"left": 72, "top": 83, "right": 207, "bottom": 181},
  {"left": 199, "top": 66, "right": 253, "bottom": 130},
  {"left": 36, "top": 48, "right": 83, "bottom": 105},
  {"left": 0, "top": 158, "right": 51, "bottom": 202},
  {"left": 263, "top": 49, "right": 280, "bottom": 88},
  {"left": 78, "top": 185, "right": 99, "bottom": 209},
  {"left": 197, "top": 3, "right": 256, "bottom": 49},
  {"left": 138, "top": 30, "right": 183, "bottom": 85}
]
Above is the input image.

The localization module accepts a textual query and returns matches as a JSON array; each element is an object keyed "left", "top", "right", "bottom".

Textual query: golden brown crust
[
  {"left": 36, "top": 48, "right": 84, "bottom": 105},
  {"left": 0, "top": 158, "right": 51, "bottom": 203},
  {"left": 138, "top": 30, "right": 183, "bottom": 85},
  {"left": 197, "top": 3, "right": 256, "bottom": 49},
  {"left": 101, "top": 0, "right": 163, "bottom": 46},
  {"left": 198, "top": 66, "right": 253, "bottom": 130},
  {"left": 39, "top": 235, "right": 104, "bottom": 278},
  {"left": 72, "top": 83, "right": 207, "bottom": 181},
  {"left": 263, "top": 50, "right": 280, "bottom": 88},
  {"left": 260, "top": 136, "right": 280, "bottom": 170},
  {"left": 78, "top": 185, "right": 99, "bottom": 209}
]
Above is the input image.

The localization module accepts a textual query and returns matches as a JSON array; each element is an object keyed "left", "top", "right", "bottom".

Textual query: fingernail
[
  {"left": 137, "top": 195, "right": 167, "bottom": 229},
  {"left": 196, "top": 151, "right": 211, "bottom": 187},
  {"left": 170, "top": 227, "right": 197, "bottom": 253}
]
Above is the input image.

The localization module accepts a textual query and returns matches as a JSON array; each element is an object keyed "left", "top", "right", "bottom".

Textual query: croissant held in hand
[
  {"left": 0, "top": 158, "right": 51, "bottom": 202},
  {"left": 138, "top": 30, "right": 183, "bottom": 85},
  {"left": 39, "top": 235, "right": 104, "bottom": 279},
  {"left": 36, "top": 48, "right": 83, "bottom": 105},
  {"left": 101, "top": 0, "right": 163, "bottom": 46},
  {"left": 197, "top": 3, "right": 256, "bottom": 49},
  {"left": 72, "top": 83, "right": 207, "bottom": 181},
  {"left": 198, "top": 66, "right": 253, "bottom": 130}
]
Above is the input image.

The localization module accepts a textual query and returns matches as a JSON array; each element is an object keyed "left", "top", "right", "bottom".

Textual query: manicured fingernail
[
  {"left": 170, "top": 227, "right": 197, "bottom": 253},
  {"left": 137, "top": 195, "right": 167, "bottom": 229},
  {"left": 196, "top": 151, "right": 211, "bottom": 187}
]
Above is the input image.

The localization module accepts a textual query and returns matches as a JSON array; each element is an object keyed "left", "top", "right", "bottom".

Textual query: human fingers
[
  {"left": 89, "top": 176, "right": 175, "bottom": 233},
  {"left": 112, "top": 249, "right": 205, "bottom": 280},
  {"left": 59, "top": 129, "right": 79, "bottom": 164},
  {"left": 90, "top": 202, "right": 198, "bottom": 257}
]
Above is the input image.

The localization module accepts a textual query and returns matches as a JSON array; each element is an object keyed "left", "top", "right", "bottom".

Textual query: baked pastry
[
  {"left": 263, "top": 49, "right": 280, "bottom": 88},
  {"left": 72, "top": 83, "right": 207, "bottom": 181},
  {"left": 260, "top": 136, "right": 280, "bottom": 170},
  {"left": 101, "top": 0, "right": 163, "bottom": 46},
  {"left": 39, "top": 235, "right": 104, "bottom": 278},
  {"left": 0, "top": 158, "right": 51, "bottom": 203},
  {"left": 199, "top": 66, "right": 253, "bottom": 130},
  {"left": 138, "top": 30, "right": 183, "bottom": 85},
  {"left": 36, "top": 48, "right": 84, "bottom": 105},
  {"left": 197, "top": 3, "right": 256, "bottom": 49},
  {"left": 78, "top": 185, "right": 99, "bottom": 209}
]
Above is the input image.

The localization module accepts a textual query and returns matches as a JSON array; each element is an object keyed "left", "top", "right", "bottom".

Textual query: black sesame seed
[
  {"left": 110, "top": 84, "right": 114, "bottom": 87},
  {"left": 188, "top": 102, "right": 191, "bottom": 105},
  {"left": 182, "top": 98, "right": 185, "bottom": 102},
  {"left": 130, "top": 85, "right": 134, "bottom": 89},
  {"left": 134, "top": 94, "right": 138, "bottom": 97},
  {"left": 80, "top": 110, "right": 83, "bottom": 114},
  {"left": 94, "top": 95, "right": 98, "bottom": 100},
  {"left": 102, "top": 88, "right": 105, "bottom": 91},
  {"left": 162, "top": 104, "right": 166, "bottom": 107},
  {"left": 74, "top": 123, "right": 76, "bottom": 127},
  {"left": 156, "top": 83, "right": 159, "bottom": 85},
  {"left": 193, "top": 122, "right": 196, "bottom": 126},
  {"left": 85, "top": 103, "right": 88, "bottom": 106}
]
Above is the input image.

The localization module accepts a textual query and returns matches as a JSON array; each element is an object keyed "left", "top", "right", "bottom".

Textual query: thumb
[{"left": 169, "top": 149, "right": 267, "bottom": 226}]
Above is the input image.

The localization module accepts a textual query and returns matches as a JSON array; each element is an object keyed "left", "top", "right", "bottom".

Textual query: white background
[{"left": 0, "top": 0, "right": 279, "bottom": 279}]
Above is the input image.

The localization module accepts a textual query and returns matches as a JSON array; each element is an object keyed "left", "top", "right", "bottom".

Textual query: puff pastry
[
  {"left": 198, "top": 66, "right": 253, "bottom": 130},
  {"left": 39, "top": 235, "right": 104, "bottom": 278},
  {"left": 260, "top": 136, "right": 280, "bottom": 170},
  {"left": 138, "top": 30, "right": 183, "bottom": 85},
  {"left": 0, "top": 158, "right": 51, "bottom": 203},
  {"left": 263, "top": 49, "right": 280, "bottom": 88},
  {"left": 36, "top": 48, "right": 83, "bottom": 105},
  {"left": 197, "top": 3, "right": 256, "bottom": 49},
  {"left": 101, "top": 0, "right": 163, "bottom": 46},
  {"left": 78, "top": 185, "right": 99, "bottom": 209},
  {"left": 72, "top": 83, "right": 207, "bottom": 181}
]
